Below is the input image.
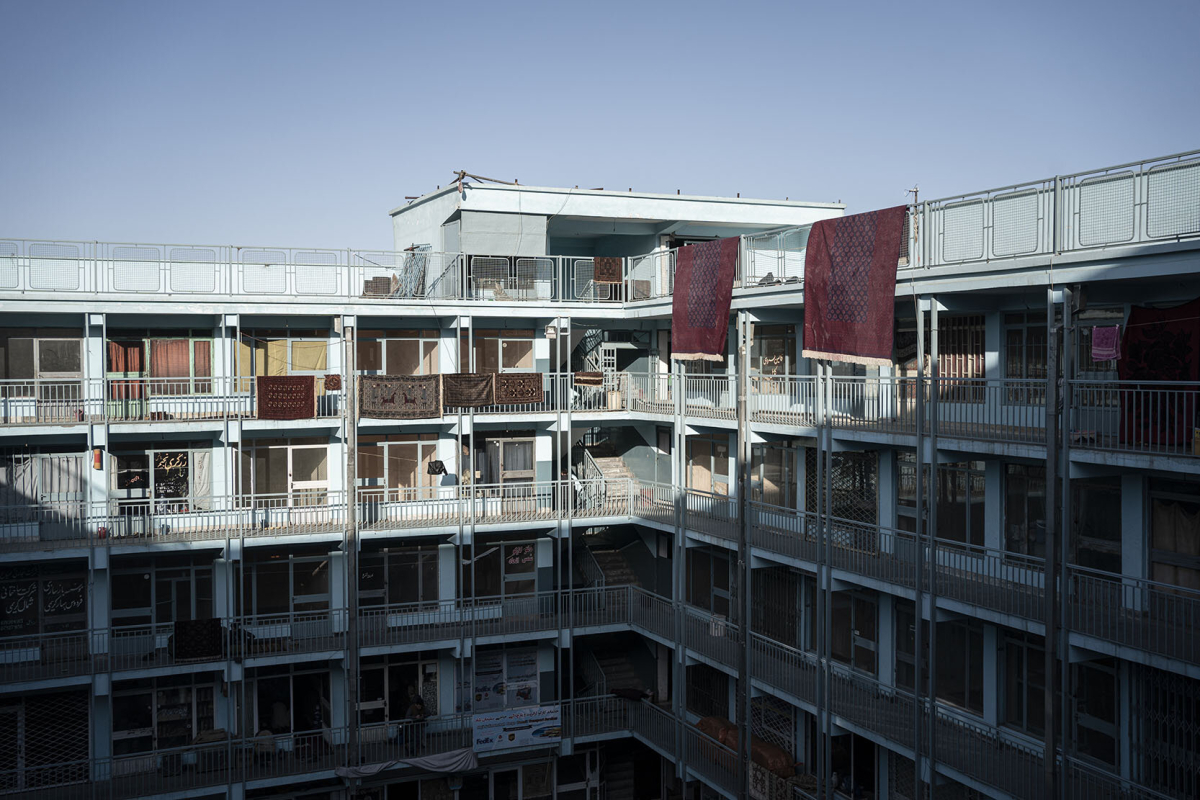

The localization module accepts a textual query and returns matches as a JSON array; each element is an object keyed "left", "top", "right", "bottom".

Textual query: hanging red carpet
[
  {"left": 1118, "top": 297, "right": 1200, "bottom": 448},
  {"left": 671, "top": 237, "right": 739, "bottom": 362},
  {"left": 802, "top": 206, "right": 907, "bottom": 366},
  {"left": 360, "top": 375, "right": 442, "bottom": 419},
  {"left": 257, "top": 375, "right": 316, "bottom": 420}
]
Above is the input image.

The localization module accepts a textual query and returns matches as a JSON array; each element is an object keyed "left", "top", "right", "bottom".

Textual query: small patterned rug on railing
[
  {"left": 257, "top": 375, "right": 316, "bottom": 419},
  {"left": 443, "top": 372, "right": 495, "bottom": 407},
  {"left": 360, "top": 375, "right": 442, "bottom": 419},
  {"left": 495, "top": 373, "right": 544, "bottom": 404},
  {"left": 574, "top": 372, "right": 603, "bottom": 387},
  {"left": 671, "top": 237, "right": 739, "bottom": 362},
  {"left": 593, "top": 257, "right": 622, "bottom": 284},
  {"left": 323, "top": 373, "right": 342, "bottom": 391}
]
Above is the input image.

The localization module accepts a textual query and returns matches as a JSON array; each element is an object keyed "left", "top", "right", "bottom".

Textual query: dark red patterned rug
[
  {"left": 594, "top": 257, "right": 623, "bottom": 284},
  {"left": 802, "top": 206, "right": 907, "bottom": 366},
  {"left": 257, "top": 375, "right": 316, "bottom": 420},
  {"left": 671, "top": 237, "right": 739, "bottom": 362}
]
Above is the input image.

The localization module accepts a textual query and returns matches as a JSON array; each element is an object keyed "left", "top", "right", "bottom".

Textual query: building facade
[{"left": 0, "top": 150, "right": 1197, "bottom": 800}]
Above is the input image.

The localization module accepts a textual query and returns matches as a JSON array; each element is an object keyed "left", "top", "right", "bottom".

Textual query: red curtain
[
  {"left": 107, "top": 341, "right": 144, "bottom": 400},
  {"left": 194, "top": 341, "right": 212, "bottom": 392},
  {"left": 150, "top": 340, "right": 190, "bottom": 394}
]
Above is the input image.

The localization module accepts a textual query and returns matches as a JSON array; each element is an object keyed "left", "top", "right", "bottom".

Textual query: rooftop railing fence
[{"left": 3, "top": 150, "right": 1197, "bottom": 308}]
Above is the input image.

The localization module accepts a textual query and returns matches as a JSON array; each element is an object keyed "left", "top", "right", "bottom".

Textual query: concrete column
[
  {"left": 534, "top": 325, "right": 551, "bottom": 374},
  {"left": 878, "top": 451, "right": 897, "bottom": 533},
  {"left": 1120, "top": 473, "right": 1145, "bottom": 580},
  {"left": 89, "top": 548, "right": 110, "bottom": 642},
  {"left": 438, "top": 543, "right": 457, "bottom": 605},
  {"left": 329, "top": 551, "right": 349, "bottom": 629},
  {"left": 538, "top": 643, "right": 556, "bottom": 702},
  {"left": 877, "top": 593, "right": 895, "bottom": 686},
  {"left": 535, "top": 429, "right": 553, "bottom": 484},
  {"left": 440, "top": 323, "right": 459, "bottom": 375},
  {"left": 984, "top": 460, "right": 1004, "bottom": 552},
  {"left": 984, "top": 311, "right": 1003, "bottom": 380},
  {"left": 438, "top": 652, "right": 460, "bottom": 714},
  {"left": 981, "top": 624, "right": 999, "bottom": 726}
]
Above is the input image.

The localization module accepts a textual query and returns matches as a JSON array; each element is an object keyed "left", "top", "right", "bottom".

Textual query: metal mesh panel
[
  {"left": 168, "top": 247, "right": 217, "bottom": 293},
  {"left": 0, "top": 689, "right": 89, "bottom": 791},
  {"left": 941, "top": 200, "right": 984, "bottom": 262},
  {"left": 1132, "top": 665, "right": 1200, "bottom": 798},
  {"left": 628, "top": 252, "right": 659, "bottom": 298},
  {"left": 28, "top": 243, "right": 80, "bottom": 290},
  {"left": 516, "top": 257, "right": 554, "bottom": 300},
  {"left": 242, "top": 264, "right": 286, "bottom": 294},
  {"left": 1147, "top": 159, "right": 1200, "bottom": 238},
  {"left": 112, "top": 245, "right": 161, "bottom": 292},
  {"left": 573, "top": 259, "right": 611, "bottom": 300},
  {"left": 751, "top": 695, "right": 795, "bottom": 753},
  {"left": 295, "top": 266, "right": 339, "bottom": 295},
  {"left": 992, "top": 190, "right": 1040, "bottom": 256},
  {"left": 806, "top": 449, "right": 878, "bottom": 525},
  {"left": 293, "top": 250, "right": 339, "bottom": 265},
  {"left": 1078, "top": 172, "right": 1134, "bottom": 245},
  {"left": 471, "top": 256, "right": 511, "bottom": 299},
  {"left": 240, "top": 248, "right": 286, "bottom": 264},
  {"left": 0, "top": 241, "right": 17, "bottom": 288},
  {"left": 240, "top": 249, "right": 287, "bottom": 293},
  {"left": 751, "top": 566, "right": 800, "bottom": 648},
  {"left": 782, "top": 227, "right": 808, "bottom": 279}
]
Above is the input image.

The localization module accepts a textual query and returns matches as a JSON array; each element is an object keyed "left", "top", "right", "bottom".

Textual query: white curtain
[{"left": 192, "top": 451, "right": 212, "bottom": 510}]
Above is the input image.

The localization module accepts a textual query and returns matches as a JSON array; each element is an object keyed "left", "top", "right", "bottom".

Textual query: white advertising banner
[{"left": 472, "top": 704, "right": 562, "bottom": 753}]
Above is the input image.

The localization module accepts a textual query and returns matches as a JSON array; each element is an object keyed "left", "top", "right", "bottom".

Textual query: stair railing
[{"left": 577, "top": 547, "right": 607, "bottom": 588}]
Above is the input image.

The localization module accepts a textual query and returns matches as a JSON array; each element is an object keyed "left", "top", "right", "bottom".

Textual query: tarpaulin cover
[{"left": 334, "top": 747, "right": 478, "bottom": 778}]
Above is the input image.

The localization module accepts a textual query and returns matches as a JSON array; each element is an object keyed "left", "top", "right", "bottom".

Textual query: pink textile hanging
[{"left": 1091, "top": 325, "right": 1120, "bottom": 361}]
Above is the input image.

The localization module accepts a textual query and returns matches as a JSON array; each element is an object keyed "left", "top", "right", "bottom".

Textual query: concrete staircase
[
  {"left": 595, "top": 648, "right": 646, "bottom": 693},
  {"left": 588, "top": 452, "right": 635, "bottom": 506},
  {"left": 590, "top": 547, "right": 642, "bottom": 587},
  {"left": 602, "top": 756, "right": 637, "bottom": 800}
]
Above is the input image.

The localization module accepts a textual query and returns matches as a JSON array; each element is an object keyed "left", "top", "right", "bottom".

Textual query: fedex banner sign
[{"left": 472, "top": 705, "right": 562, "bottom": 753}]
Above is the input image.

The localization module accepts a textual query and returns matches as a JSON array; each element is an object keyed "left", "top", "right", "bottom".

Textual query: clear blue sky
[{"left": 2, "top": 0, "right": 1197, "bottom": 251}]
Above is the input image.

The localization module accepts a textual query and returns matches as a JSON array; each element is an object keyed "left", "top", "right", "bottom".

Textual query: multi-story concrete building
[{"left": 0, "top": 149, "right": 1197, "bottom": 800}]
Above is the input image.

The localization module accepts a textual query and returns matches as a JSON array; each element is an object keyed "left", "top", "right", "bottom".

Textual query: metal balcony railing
[
  {"left": 1069, "top": 380, "right": 1200, "bottom": 459},
  {"left": 3, "top": 480, "right": 1197, "bottom": 671},
  {"left": 0, "top": 376, "right": 342, "bottom": 426},
  {"left": 2, "top": 373, "right": 1196, "bottom": 465},
  {"left": 0, "top": 610, "right": 349, "bottom": 684},
  {"left": 1068, "top": 564, "right": 1200, "bottom": 667},
  {"left": 0, "top": 582, "right": 1175, "bottom": 799}
]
